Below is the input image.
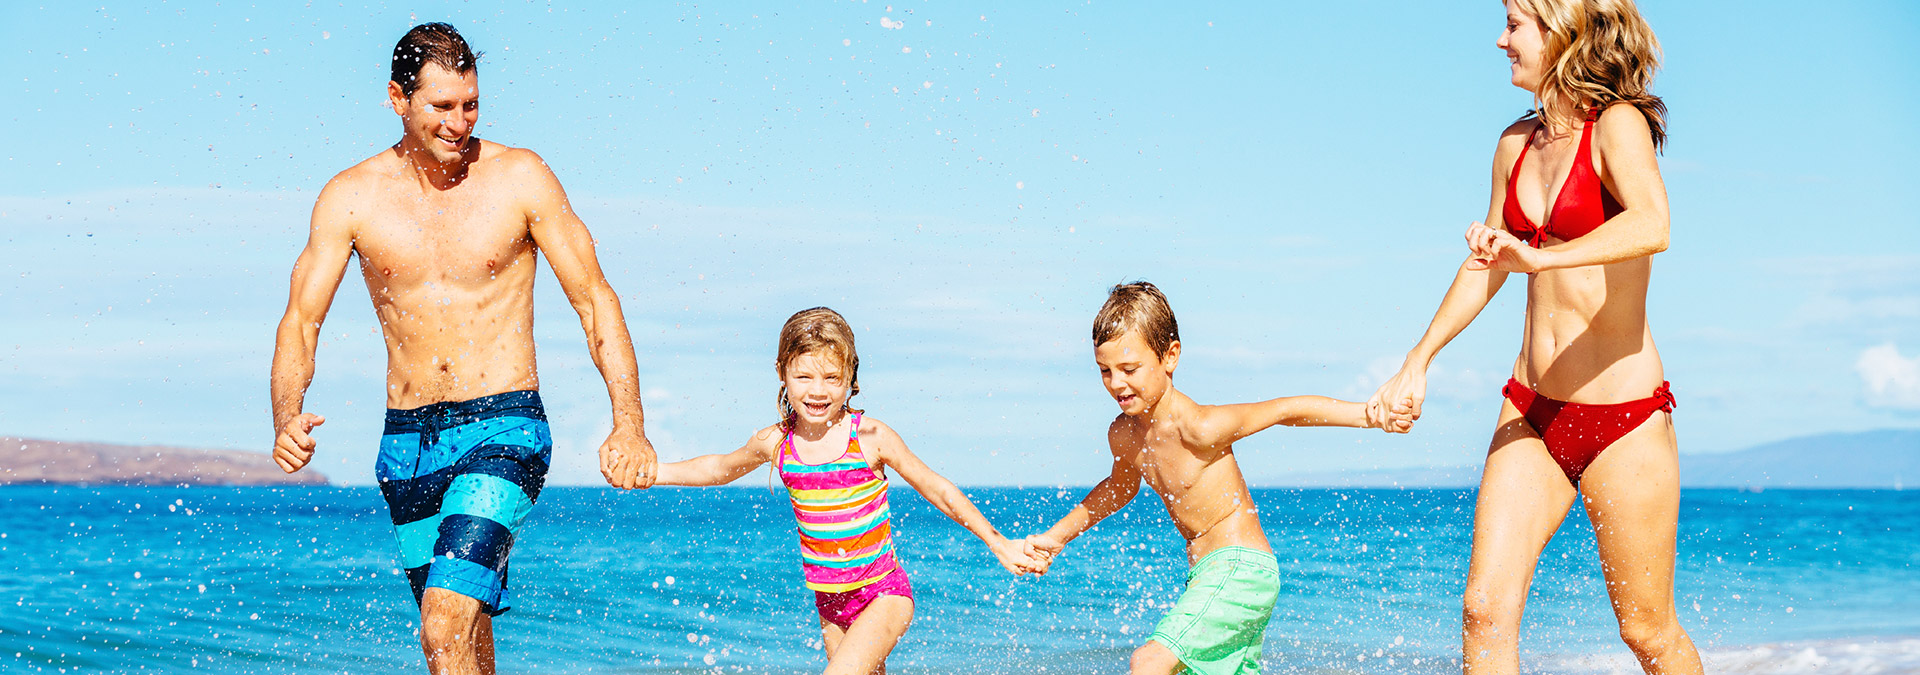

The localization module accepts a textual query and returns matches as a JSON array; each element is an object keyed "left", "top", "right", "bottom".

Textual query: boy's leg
[
  {"left": 1461, "top": 402, "right": 1580, "bottom": 675},
  {"left": 820, "top": 595, "right": 913, "bottom": 675},
  {"left": 420, "top": 588, "right": 492, "bottom": 675},
  {"left": 1578, "top": 413, "right": 1703, "bottom": 675},
  {"left": 1131, "top": 640, "right": 1185, "bottom": 675}
]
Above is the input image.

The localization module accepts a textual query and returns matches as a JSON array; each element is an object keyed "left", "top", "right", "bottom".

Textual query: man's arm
[
  {"left": 1027, "top": 422, "right": 1144, "bottom": 570},
  {"left": 519, "top": 150, "right": 655, "bottom": 489},
  {"left": 269, "top": 180, "right": 357, "bottom": 473}
]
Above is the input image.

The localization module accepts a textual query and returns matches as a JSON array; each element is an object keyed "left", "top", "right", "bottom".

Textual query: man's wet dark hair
[{"left": 390, "top": 23, "right": 479, "bottom": 97}]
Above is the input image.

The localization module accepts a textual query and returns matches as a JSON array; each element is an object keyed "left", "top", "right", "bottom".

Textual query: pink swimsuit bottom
[{"left": 813, "top": 568, "right": 914, "bottom": 628}]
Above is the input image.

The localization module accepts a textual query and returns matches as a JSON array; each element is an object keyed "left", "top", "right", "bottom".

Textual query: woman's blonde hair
[
  {"left": 774, "top": 307, "right": 862, "bottom": 431},
  {"left": 1513, "top": 0, "right": 1667, "bottom": 150}
]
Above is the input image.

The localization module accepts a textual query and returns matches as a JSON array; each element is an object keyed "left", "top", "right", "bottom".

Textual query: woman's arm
[
  {"left": 1367, "top": 126, "right": 1530, "bottom": 429},
  {"left": 866, "top": 419, "right": 1036, "bottom": 574},
  {"left": 650, "top": 429, "right": 778, "bottom": 487},
  {"left": 1467, "top": 105, "right": 1669, "bottom": 272}
]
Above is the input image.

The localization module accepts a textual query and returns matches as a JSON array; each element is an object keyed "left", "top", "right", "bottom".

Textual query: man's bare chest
[{"left": 352, "top": 193, "right": 533, "bottom": 287}]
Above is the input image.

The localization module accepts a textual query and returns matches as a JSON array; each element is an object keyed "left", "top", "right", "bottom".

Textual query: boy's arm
[
  {"left": 1029, "top": 424, "right": 1144, "bottom": 564},
  {"left": 651, "top": 430, "right": 778, "bottom": 487},
  {"left": 869, "top": 421, "right": 1035, "bottom": 575},
  {"left": 1201, "top": 395, "right": 1374, "bottom": 447}
]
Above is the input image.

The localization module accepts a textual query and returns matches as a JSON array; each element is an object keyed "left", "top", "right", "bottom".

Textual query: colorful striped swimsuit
[{"left": 778, "top": 413, "right": 904, "bottom": 593}]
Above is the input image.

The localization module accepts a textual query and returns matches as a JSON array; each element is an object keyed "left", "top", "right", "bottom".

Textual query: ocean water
[{"left": 2, "top": 486, "right": 1916, "bottom": 674}]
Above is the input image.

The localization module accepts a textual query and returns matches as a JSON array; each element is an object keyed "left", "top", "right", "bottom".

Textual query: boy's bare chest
[{"left": 1131, "top": 440, "right": 1216, "bottom": 494}]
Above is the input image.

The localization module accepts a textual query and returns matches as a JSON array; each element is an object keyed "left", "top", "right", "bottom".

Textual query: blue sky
[{"left": 2, "top": 2, "right": 1917, "bottom": 486}]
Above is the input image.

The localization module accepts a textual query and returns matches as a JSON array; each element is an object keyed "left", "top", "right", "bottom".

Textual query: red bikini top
[{"left": 1503, "top": 110, "right": 1622, "bottom": 247}]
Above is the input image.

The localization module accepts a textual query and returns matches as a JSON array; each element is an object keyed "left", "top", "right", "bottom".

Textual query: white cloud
[{"left": 1858, "top": 343, "right": 1920, "bottom": 409}]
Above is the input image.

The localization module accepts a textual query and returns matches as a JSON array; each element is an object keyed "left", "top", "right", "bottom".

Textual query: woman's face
[{"left": 1498, "top": 1, "right": 1549, "bottom": 93}]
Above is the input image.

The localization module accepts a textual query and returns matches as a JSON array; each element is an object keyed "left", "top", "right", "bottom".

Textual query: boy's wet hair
[
  {"left": 775, "top": 307, "right": 863, "bottom": 430},
  {"left": 391, "top": 23, "right": 480, "bottom": 97},
  {"left": 1093, "top": 281, "right": 1179, "bottom": 358}
]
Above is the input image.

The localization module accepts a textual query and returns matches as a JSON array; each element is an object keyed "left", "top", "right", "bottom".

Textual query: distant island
[
  {"left": 0, "top": 437, "right": 329, "bottom": 486},
  {"left": 1257, "top": 428, "right": 1920, "bottom": 489}
]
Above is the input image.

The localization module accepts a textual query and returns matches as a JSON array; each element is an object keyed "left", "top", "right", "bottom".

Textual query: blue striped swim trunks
[{"left": 376, "top": 390, "right": 551, "bottom": 616}]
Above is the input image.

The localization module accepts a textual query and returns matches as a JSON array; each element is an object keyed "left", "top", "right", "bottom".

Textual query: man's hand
[
  {"left": 273, "top": 412, "right": 325, "bottom": 473},
  {"left": 1465, "top": 221, "right": 1547, "bottom": 274},
  {"left": 599, "top": 426, "right": 658, "bottom": 490},
  {"left": 1023, "top": 533, "right": 1066, "bottom": 575}
]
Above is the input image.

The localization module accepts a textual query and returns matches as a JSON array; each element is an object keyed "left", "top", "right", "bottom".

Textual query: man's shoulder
[{"left": 473, "top": 140, "right": 548, "bottom": 176}]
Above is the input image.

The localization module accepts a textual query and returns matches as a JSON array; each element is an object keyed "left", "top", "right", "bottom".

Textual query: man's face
[{"left": 388, "top": 63, "right": 479, "bottom": 164}]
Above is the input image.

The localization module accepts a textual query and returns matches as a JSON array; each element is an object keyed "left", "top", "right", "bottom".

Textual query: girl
[
  {"left": 652, "top": 307, "right": 1036, "bottom": 674},
  {"left": 1365, "top": 1, "right": 1703, "bottom": 673}
]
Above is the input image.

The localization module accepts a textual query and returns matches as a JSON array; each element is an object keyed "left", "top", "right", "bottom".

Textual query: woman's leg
[
  {"left": 819, "top": 595, "right": 914, "bottom": 675},
  {"left": 1462, "top": 400, "right": 1581, "bottom": 675},
  {"left": 1577, "top": 412, "right": 1703, "bottom": 675}
]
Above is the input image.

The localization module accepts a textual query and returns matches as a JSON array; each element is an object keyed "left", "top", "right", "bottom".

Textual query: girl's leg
[
  {"left": 818, "top": 595, "right": 914, "bottom": 675},
  {"left": 1577, "top": 412, "right": 1703, "bottom": 675},
  {"left": 1462, "top": 401, "right": 1581, "bottom": 675}
]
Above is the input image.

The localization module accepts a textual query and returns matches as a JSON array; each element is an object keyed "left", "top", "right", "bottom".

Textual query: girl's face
[
  {"left": 1498, "top": 1, "right": 1549, "bottom": 93},
  {"left": 782, "top": 351, "right": 852, "bottom": 427}
]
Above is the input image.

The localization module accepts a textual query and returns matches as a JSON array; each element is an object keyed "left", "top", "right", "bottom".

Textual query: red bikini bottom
[{"left": 1501, "top": 378, "right": 1675, "bottom": 483}]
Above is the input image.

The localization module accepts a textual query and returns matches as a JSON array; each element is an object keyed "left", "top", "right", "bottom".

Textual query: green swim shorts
[{"left": 1148, "top": 546, "right": 1281, "bottom": 675}]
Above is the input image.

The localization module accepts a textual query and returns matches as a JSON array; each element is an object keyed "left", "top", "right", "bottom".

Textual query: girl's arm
[
  {"left": 1366, "top": 124, "right": 1530, "bottom": 429},
  {"left": 650, "top": 428, "right": 779, "bottom": 487},
  {"left": 1027, "top": 422, "right": 1144, "bottom": 567},
  {"left": 865, "top": 419, "right": 1035, "bottom": 575}
]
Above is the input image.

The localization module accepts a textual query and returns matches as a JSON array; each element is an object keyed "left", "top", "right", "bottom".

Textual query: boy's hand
[{"left": 1023, "top": 533, "right": 1065, "bottom": 575}]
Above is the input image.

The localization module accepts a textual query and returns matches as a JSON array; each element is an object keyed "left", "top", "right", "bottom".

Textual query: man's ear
[
  {"left": 1162, "top": 340, "right": 1181, "bottom": 376},
  {"left": 387, "top": 81, "right": 407, "bottom": 116}
]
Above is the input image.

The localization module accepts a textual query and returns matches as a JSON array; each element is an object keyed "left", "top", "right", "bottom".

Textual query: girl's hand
[
  {"left": 1465, "top": 221, "right": 1547, "bottom": 273},
  {"left": 990, "top": 537, "right": 1040, "bottom": 576}
]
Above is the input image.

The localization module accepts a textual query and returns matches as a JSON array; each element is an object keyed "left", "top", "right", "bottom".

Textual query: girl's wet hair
[
  {"left": 391, "top": 22, "right": 480, "bottom": 97},
  {"left": 775, "top": 307, "right": 862, "bottom": 431},
  {"left": 1512, "top": 0, "right": 1667, "bottom": 151}
]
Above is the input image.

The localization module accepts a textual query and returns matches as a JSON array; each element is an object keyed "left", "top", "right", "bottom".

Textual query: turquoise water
[{"left": 2, "top": 486, "right": 1916, "bottom": 673}]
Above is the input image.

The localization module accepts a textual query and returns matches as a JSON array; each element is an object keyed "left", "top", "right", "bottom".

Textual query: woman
[{"left": 1366, "top": 1, "right": 1702, "bottom": 673}]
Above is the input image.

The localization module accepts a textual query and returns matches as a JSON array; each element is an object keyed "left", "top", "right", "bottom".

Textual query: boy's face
[
  {"left": 782, "top": 351, "right": 852, "bottom": 426},
  {"left": 1094, "top": 331, "right": 1180, "bottom": 417}
]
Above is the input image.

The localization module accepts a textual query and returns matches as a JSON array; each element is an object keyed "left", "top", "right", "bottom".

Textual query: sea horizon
[{"left": 5, "top": 485, "right": 1916, "bottom": 674}]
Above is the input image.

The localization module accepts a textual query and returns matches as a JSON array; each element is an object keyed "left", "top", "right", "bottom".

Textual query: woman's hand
[
  {"left": 1366, "top": 365, "right": 1427, "bottom": 434},
  {"left": 1465, "top": 221, "right": 1548, "bottom": 273}
]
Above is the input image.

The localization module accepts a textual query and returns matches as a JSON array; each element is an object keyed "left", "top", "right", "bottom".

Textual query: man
[{"left": 268, "top": 23, "right": 656, "bottom": 674}]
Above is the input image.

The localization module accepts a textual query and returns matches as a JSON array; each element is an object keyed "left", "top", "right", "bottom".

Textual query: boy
[{"left": 1025, "top": 282, "right": 1401, "bottom": 675}]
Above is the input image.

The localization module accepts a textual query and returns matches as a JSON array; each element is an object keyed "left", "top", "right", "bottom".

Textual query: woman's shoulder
[
  {"left": 1593, "top": 103, "right": 1654, "bottom": 141},
  {"left": 1493, "top": 117, "right": 1539, "bottom": 168}
]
